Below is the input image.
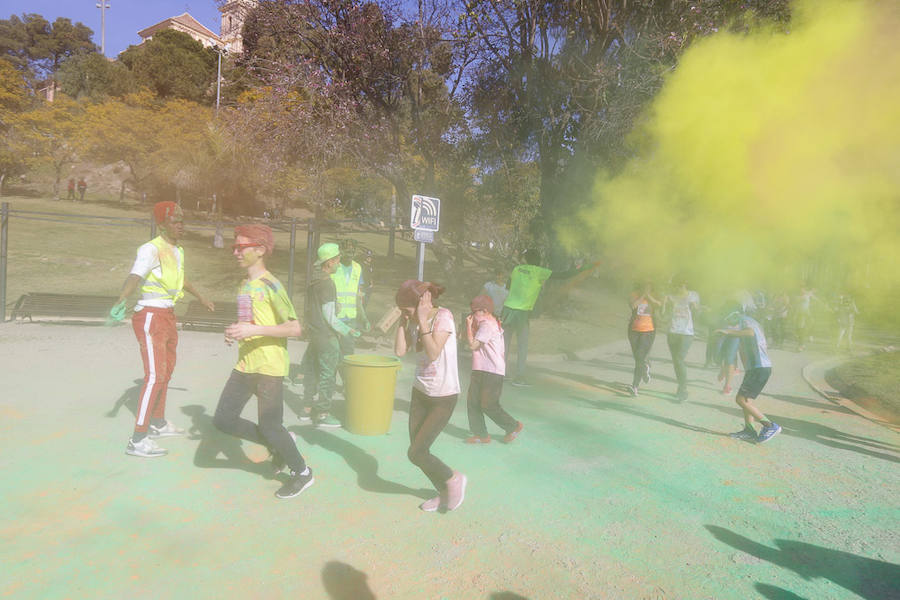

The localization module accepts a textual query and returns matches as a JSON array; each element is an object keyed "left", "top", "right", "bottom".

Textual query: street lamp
[
  {"left": 96, "top": 0, "right": 110, "bottom": 55},
  {"left": 213, "top": 44, "right": 230, "bottom": 115}
]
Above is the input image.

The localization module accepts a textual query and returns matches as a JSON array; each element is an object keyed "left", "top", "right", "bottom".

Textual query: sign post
[{"left": 410, "top": 195, "right": 440, "bottom": 281}]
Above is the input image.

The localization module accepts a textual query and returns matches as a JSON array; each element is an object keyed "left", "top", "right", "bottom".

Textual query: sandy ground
[{"left": 1, "top": 322, "right": 898, "bottom": 599}]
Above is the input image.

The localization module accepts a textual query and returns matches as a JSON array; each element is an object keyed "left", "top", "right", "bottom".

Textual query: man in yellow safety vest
[
  {"left": 109, "top": 202, "right": 214, "bottom": 458},
  {"left": 331, "top": 242, "right": 370, "bottom": 356}
]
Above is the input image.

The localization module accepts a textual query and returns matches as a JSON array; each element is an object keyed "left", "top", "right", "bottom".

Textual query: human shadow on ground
[
  {"left": 106, "top": 379, "right": 188, "bottom": 418},
  {"left": 291, "top": 426, "right": 432, "bottom": 499},
  {"left": 181, "top": 405, "right": 273, "bottom": 477},
  {"left": 754, "top": 583, "right": 809, "bottom": 600},
  {"left": 569, "top": 396, "right": 728, "bottom": 437},
  {"left": 489, "top": 593, "right": 530, "bottom": 599},
  {"left": 766, "top": 393, "right": 855, "bottom": 416},
  {"left": 321, "top": 561, "right": 376, "bottom": 600},
  {"left": 706, "top": 525, "right": 900, "bottom": 600},
  {"left": 527, "top": 366, "right": 631, "bottom": 396},
  {"left": 694, "top": 402, "right": 900, "bottom": 463}
]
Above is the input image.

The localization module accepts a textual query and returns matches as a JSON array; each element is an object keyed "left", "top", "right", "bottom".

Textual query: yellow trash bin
[{"left": 341, "top": 354, "right": 402, "bottom": 435}]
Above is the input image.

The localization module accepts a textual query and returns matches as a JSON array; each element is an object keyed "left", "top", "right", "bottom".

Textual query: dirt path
[{"left": 1, "top": 322, "right": 898, "bottom": 599}]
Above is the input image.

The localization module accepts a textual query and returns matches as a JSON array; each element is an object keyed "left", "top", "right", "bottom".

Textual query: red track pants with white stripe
[{"left": 132, "top": 307, "right": 178, "bottom": 433}]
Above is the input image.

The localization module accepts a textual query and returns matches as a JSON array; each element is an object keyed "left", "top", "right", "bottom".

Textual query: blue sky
[{"left": 2, "top": 0, "right": 223, "bottom": 57}]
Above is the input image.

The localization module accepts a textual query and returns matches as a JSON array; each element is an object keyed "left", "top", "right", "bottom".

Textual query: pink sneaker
[
  {"left": 419, "top": 495, "right": 442, "bottom": 512},
  {"left": 503, "top": 421, "right": 524, "bottom": 444},
  {"left": 445, "top": 471, "right": 467, "bottom": 511},
  {"left": 464, "top": 435, "right": 491, "bottom": 444}
]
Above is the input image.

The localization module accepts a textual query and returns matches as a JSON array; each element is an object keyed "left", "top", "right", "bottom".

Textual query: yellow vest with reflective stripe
[
  {"left": 331, "top": 261, "right": 361, "bottom": 320},
  {"left": 140, "top": 236, "right": 185, "bottom": 304}
]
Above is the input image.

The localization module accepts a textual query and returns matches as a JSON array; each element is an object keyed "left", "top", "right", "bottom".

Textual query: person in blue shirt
[{"left": 716, "top": 311, "right": 781, "bottom": 443}]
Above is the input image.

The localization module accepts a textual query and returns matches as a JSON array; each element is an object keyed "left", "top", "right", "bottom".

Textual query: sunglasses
[{"left": 232, "top": 243, "right": 261, "bottom": 252}]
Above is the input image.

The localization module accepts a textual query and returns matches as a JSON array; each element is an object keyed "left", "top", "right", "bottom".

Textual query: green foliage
[
  {"left": 0, "top": 13, "right": 96, "bottom": 83},
  {"left": 57, "top": 52, "right": 135, "bottom": 100},
  {"left": 119, "top": 29, "right": 217, "bottom": 103}
]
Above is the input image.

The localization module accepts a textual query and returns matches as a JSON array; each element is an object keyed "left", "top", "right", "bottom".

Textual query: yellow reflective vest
[
  {"left": 331, "top": 260, "right": 361, "bottom": 320},
  {"left": 140, "top": 236, "right": 185, "bottom": 304}
]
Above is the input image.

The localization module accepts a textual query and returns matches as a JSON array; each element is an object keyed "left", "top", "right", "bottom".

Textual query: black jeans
[
  {"left": 467, "top": 370, "right": 517, "bottom": 436},
  {"left": 666, "top": 333, "right": 693, "bottom": 394},
  {"left": 408, "top": 388, "right": 457, "bottom": 490},
  {"left": 627, "top": 329, "right": 656, "bottom": 388},
  {"left": 213, "top": 370, "right": 306, "bottom": 474}
]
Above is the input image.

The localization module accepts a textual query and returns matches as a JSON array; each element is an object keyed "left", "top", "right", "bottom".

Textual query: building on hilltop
[{"left": 136, "top": 0, "right": 257, "bottom": 53}]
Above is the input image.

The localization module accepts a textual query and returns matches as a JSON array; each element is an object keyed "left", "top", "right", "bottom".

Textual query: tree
[
  {"left": 13, "top": 94, "right": 84, "bottom": 198},
  {"left": 0, "top": 14, "right": 96, "bottom": 85},
  {"left": 57, "top": 52, "right": 135, "bottom": 99},
  {"left": 119, "top": 29, "right": 217, "bottom": 103},
  {"left": 0, "top": 57, "right": 31, "bottom": 193}
]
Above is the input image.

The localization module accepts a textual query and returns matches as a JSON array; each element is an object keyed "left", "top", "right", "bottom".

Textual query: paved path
[{"left": 1, "top": 323, "right": 898, "bottom": 599}]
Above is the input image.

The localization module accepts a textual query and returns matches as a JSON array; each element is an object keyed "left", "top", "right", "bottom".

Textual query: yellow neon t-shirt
[
  {"left": 503, "top": 265, "right": 552, "bottom": 311},
  {"left": 235, "top": 272, "right": 297, "bottom": 377}
]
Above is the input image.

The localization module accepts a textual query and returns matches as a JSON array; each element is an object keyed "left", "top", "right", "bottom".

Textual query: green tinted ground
[{"left": 1, "top": 324, "right": 897, "bottom": 599}]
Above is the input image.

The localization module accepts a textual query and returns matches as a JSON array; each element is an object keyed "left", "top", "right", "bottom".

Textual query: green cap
[{"left": 315, "top": 242, "right": 340, "bottom": 266}]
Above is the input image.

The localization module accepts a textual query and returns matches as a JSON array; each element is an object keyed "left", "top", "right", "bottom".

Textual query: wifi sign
[{"left": 410, "top": 195, "right": 441, "bottom": 232}]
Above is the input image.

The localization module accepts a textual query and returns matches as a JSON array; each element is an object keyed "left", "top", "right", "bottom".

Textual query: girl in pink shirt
[
  {"left": 465, "top": 295, "right": 523, "bottom": 444},
  {"left": 395, "top": 280, "right": 466, "bottom": 513}
]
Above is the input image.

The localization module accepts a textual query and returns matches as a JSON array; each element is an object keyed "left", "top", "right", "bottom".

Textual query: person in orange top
[{"left": 627, "top": 282, "right": 661, "bottom": 396}]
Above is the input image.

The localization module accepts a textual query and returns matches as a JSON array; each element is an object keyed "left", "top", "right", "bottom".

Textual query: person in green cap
[
  {"left": 331, "top": 240, "right": 370, "bottom": 358},
  {"left": 501, "top": 249, "right": 598, "bottom": 386},
  {"left": 299, "top": 242, "right": 360, "bottom": 427}
]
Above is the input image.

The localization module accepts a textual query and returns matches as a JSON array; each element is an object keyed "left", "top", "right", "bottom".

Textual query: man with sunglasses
[{"left": 110, "top": 202, "right": 214, "bottom": 458}]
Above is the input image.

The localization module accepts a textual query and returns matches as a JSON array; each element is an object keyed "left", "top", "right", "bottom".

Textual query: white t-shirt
[
  {"left": 482, "top": 281, "right": 509, "bottom": 315},
  {"left": 130, "top": 241, "right": 183, "bottom": 310},
  {"left": 471, "top": 316, "right": 505, "bottom": 376},
  {"left": 412, "top": 307, "right": 460, "bottom": 397},
  {"left": 667, "top": 290, "right": 700, "bottom": 336}
]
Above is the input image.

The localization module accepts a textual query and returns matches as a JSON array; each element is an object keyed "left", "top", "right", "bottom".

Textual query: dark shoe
[
  {"left": 628, "top": 385, "right": 638, "bottom": 397},
  {"left": 729, "top": 427, "right": 758, "bottom": 442},
  {"left": 642, "top": 363, "right": 651, "bottom": 384},
  {"left": 510, "top": 378, "right": 532, "bottom": 387},
  {"left": 314, "top": 413, "right": 341, "bottom": 429},
  {"left": 275, "top": 468, "right": 315, "bottom": 499},
  {"left": 757, "top": 422, "right": 782, "bottom": 444},
  {"left": 503, "top": 421, "right": 524, "bottom": 444}
]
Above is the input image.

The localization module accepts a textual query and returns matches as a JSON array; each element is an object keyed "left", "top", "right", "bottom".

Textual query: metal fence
[{"left": 0, "top": 201, "right": 404, "bottom": 321}]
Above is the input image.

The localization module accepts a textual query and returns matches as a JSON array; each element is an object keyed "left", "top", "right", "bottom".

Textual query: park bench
[
  {"left": 11, "top": 293, "right": 120, "bottom": 322},
  {"left": 180, "top": 300, "right": 236, "bottom": 331}
]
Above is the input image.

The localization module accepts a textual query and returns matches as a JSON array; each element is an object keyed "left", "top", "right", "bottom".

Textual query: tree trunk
[{"left": 0, "top": 173, "right": 5, "bottom": 196}]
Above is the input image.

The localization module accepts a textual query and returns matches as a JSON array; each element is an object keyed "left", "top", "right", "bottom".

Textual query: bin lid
[{"left": 342, "top": 354, "right": 402, "bottom": 368}]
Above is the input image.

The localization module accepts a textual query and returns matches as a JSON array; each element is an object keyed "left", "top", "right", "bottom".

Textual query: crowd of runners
[{"left": 107, "top": 201, "right": 858, "bottom": 507}]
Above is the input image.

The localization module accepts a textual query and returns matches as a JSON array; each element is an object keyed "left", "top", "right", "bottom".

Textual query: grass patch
[
  {"left": 1, "top": 195, "right": 625, "bottom": 354},
  {"left": 829, "top": 351, "right": 900, "bottom": 423}
]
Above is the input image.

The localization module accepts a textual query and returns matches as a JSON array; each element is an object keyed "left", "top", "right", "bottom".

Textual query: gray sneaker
[
  {"left": 148, "top": 421, "right": 185, "bottom": 438},
  {"left": 314, "top": 414, "right": 342, "bottom": 429},
  {"left": 126, "top": 436, "right": 167, "bottom": 457},
  {"left": 729, "top": 427, "right": 758, "bottom": 442}
]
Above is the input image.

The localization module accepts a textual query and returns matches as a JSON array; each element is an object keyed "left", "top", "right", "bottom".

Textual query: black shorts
[{"left": 738, "top": 367, "right": 772, "bottom": 399}]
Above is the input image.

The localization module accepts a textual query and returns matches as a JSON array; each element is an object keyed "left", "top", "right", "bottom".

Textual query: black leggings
[
  {"left": 213, "top": 370, "right": 306, "bottom": 474},
  {"left": 628, "top": 329, "right": 656, "bottom": 388},
  {"left": 467, "top": 370, "right": 517, "bottom": 436},
  {"left": 408, "top": 388, "right": 457, "bottom": 491}
]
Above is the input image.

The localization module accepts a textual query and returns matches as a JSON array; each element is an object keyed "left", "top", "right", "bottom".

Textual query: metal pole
[
  {"left": 287, "top": 218, "right": 296, "bottom": 299},
  {"left": 416, "top": 242, "right": 425, "bottom": 281},
  {"left": 96, "top": 1, "right": 110, "bottom": 55},
  {"left": 215, "top": 50, "right": 222, "bottom": 115},
  {"left": 305, "top": 221, "right": 315, "bottom": 295},
  {"left": 387, "top": 186, "right": 396, "bottom": 258},
  {"left": 0, "top": 202, "right": 8, "bottom": 322}
]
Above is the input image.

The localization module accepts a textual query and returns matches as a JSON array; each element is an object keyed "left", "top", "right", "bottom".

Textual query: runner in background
[
  {"left": 394, "top": 280, "right": 467, "bottom": 512},
  {"left": 464, "top": 295, "right": 523, "bottom": 444},
  {"left": 479, "top": 268, "right": 509, "bottom": 318},
  {"left": 110, "top": 201, "right": 214, "bottom": 458},
  {"left": 331, "top": 241, "right": 370, "bottom": 358},
  {"left": 834, "top": 292, "right": 860, "bottom": 354},
  {"left": 627, "top": 282, "right": 661, "bottom": 396},
  {"left": 213, "top": 225, "right": 312, "bottom": 499},
  {"left": 663, "top": 277, "right": 700, "bottom": 401}
]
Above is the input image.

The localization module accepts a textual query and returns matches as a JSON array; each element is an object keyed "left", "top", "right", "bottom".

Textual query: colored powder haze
[{"left": 564, "top": 0, "right": 899, "bottom": 309}]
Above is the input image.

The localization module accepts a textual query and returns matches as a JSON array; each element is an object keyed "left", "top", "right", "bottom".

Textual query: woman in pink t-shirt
[
  {"left": 394, "top": 280, "right": 466, "bottom": 513},
  {"left": 465, "top": 295, "right": 523, "bottom": 444}
]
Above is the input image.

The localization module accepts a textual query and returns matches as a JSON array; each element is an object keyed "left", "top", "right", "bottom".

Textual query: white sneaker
[
  {"left": 126, "top": 436, "right": 167, "bottom": 458},
  {"left": 149, "top": 421, "right": 185, "bottom": 438}
]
